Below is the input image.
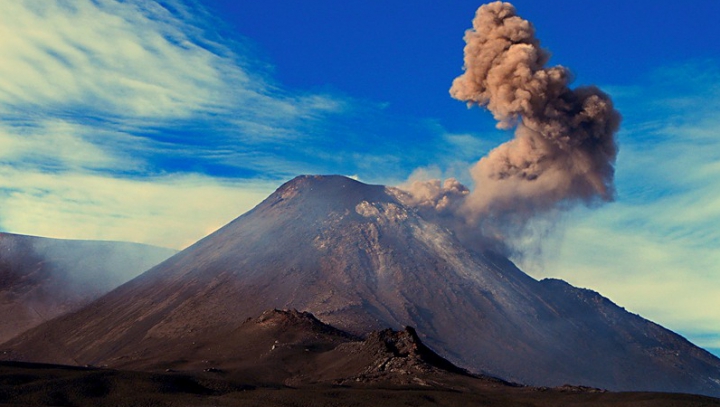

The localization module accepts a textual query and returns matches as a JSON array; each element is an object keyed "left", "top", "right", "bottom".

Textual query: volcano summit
[{"left": 4, "top": 175, "right": 720, "bottom": 396}]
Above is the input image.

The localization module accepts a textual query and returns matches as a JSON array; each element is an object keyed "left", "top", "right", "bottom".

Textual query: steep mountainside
[
  {"left": 3, "top": 176, "right": 720, "bottom": 396},
  {"left": 0, "top": 233, "right": 176, "bottom": 343}
]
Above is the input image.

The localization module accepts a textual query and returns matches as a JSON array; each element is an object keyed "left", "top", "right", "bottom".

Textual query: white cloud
[
  {"left": 0, "top": 0, "right": 345, "bottom": 147},
  {"left": 0, "top": 119, "right": 134, "bottom": 171},
  {"left": 0, "top": 0, "right": 232, "bottom": 118},
  {"left": 536, "top": 205, "right": 720, "bottom": 349},
  {"left": 0, "top": 167, "right": 275, "bottom": 249}
]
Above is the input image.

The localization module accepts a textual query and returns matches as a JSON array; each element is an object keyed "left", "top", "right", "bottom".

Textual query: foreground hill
[
  {"left": 0, "top": 232, "right": 176, "bottom": 343},
  {"left": 90, "top": 308, "right": 475, "bottom": 387},
  {"left": 3, "top": 175, "right": 720, "bottom": 396},
  {"left": 1, "top": 310, "right": 719, "bottom": 407}
]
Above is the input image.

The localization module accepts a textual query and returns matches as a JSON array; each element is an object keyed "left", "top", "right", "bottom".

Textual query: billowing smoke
[
  {"left": 399, "top": 178, "right": 469, "bottom": 214},
  {"left": 452, "top": 1, "right": 620, "bottom": 217},
  {"left": 399, "top": 1, "right": 620, "bottom": 254}
]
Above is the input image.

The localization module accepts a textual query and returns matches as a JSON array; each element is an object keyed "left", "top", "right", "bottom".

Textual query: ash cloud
[
  {"left": 399, "top": 178, "right": 469, "bottom": 214},
  {"left": 399, "top": 1, "right": 620, "bottom": 254}
]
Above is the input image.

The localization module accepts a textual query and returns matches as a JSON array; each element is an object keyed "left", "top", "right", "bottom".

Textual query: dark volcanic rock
[
  {"left": 318, "top": 326, "right": 482, "bottom": 387},
  {"left": 357, "top": 327, "right": 471, "bottom": 377},
  {"left": 2, "top": 325, "right": 718, "bottom": 407},
  {"left": 1, "top": 310, "right": 717, "bottom": 406},
  {"left": 3, "top": 175, "right": 720, "bottom": 396}
]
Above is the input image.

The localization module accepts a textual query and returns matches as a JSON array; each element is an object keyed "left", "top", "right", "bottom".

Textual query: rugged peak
[
  {"left": 360, "top": 326, "right": 470, "bottom": 377},
  {"left": 368, "top": 327, "right": 422, "bottom": 357}
]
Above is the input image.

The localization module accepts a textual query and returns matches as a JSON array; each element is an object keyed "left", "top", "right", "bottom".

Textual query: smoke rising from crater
[{"left": 401, "top": 1, "right": 620, "bottom": 253}]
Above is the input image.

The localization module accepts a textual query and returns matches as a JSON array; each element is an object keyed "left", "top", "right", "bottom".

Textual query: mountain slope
[
  {"left": 3, "top": 175, "right": 720, "bottom": 396},
  {"left": 0, "top": 232, "right": 176, "bottom": 343}
]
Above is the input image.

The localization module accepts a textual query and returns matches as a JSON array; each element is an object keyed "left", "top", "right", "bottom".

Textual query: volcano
[{"left": 4, "top": 175, "right": 720, "bottom": 396}]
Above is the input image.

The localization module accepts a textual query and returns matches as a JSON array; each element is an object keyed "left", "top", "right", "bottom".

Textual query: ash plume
[
  {"left": 400, "top": 1, "right": 620, "bottom": 253},
  {"left": 399, "top": 178, "right": 469, "bottom": 214}
]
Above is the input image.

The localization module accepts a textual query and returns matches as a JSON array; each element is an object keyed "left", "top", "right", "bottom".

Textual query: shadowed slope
[
  {"left": 2, "top": 311, "right": 719, "bottom": 407},
  {"left": 92, "top": 308, "right": 478, "bottom": 388},
  {"left": 0, "top": 233, "right": 176, "bottom": 343},
  {"left": 4, "top": 175, "right": 720, "bottom": 396}
]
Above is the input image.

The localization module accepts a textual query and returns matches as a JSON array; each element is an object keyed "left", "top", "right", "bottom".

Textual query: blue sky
[{"left": 1, "top": 1, "right": 719, "bottom": 355}]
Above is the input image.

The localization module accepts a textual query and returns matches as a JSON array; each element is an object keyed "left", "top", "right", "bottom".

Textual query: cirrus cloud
[{"left": 0, "top": 0, "right": 355, "bottom": 247}]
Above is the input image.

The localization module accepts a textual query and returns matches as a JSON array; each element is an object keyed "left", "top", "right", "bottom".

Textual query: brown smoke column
[{"left": 450, "top": 2, "right": 621, "bottom": 223}]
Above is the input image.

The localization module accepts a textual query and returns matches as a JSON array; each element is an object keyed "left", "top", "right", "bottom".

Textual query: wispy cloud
[
  {"left": 0, "top": 166, "right": 275, "bottom": 249},
  {"left": 531, "top": 61, "right": 720, "bottom": 352},
  {"left": 0, "top": 0, "right": 363, "bottom": 247},
  {"left": 0, "top": 119, "right": 137, "bottom": 171},
  {"left": 0, "top": 0, "right": 348, "bottom": 156},
  {"left": 0, "top": 0, "right": 231, "bottom": 118}
]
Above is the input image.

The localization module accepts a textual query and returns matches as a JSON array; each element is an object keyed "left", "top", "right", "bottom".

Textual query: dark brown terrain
[
  {"left": 0, "top": 233, "right": 175, "bottom": 343},
  {"left": 1, "top": 310, "right": 719, "bottom": 407},
  {"left": 3, "top": 175, "right": 720, "bottom": 397}
]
